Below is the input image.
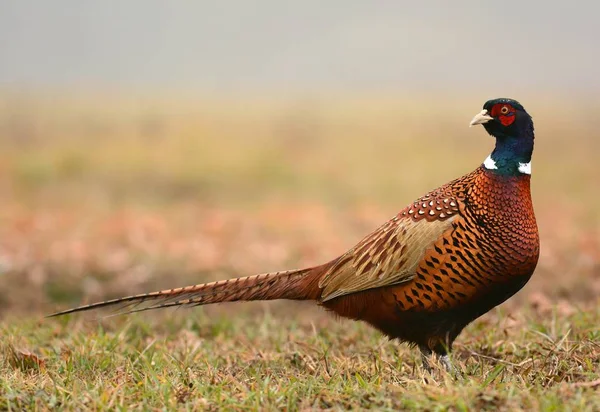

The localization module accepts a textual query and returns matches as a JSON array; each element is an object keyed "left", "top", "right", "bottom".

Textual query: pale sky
[{"left": 0, "top": 1, "right": 597, "bottom": 96}]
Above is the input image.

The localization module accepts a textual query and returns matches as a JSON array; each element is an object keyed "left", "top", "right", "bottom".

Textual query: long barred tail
[{"left": 47, "top": 267, "right": 321, "bottom": 318}]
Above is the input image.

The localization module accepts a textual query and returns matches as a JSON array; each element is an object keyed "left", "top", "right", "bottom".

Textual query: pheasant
[{"left": 49, "top": 98, "right": 539, "bottom": 372}]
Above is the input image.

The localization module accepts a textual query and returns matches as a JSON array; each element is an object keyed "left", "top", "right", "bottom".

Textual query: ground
[{"left": 0, "top": 94, "right": 599, "bottom": 410}]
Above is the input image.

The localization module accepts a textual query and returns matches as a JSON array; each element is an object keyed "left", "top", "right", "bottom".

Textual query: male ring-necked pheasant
[{"left": 50, "top": 98, "right": 539, "bottom": 372}]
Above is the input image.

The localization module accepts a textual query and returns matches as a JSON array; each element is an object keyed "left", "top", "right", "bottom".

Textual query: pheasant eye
[{"left": 500, "top": 106, "right": 510, "bottom": 115}]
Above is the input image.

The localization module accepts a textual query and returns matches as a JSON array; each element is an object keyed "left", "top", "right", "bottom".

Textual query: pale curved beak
[{"left": 469, "top": 109, "right": 493, "bottom": 127}]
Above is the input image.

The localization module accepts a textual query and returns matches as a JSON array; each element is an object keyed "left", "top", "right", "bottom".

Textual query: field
[{"left": 0, "top": 93, "right": 599, "bottom": 410}]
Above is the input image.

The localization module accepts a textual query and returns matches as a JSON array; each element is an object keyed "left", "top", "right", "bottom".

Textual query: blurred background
[{"left": 0, "top": 1, "right": 598, "bottom": 317}]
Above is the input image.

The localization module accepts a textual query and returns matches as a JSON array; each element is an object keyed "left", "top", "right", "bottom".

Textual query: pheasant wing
[{"left": 318, "top": 213, "right": 457, "bottom": 301}]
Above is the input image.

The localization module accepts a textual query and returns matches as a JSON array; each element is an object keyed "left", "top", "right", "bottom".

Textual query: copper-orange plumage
[{"left": 49, "top": 98, "right": 539, "bottom": 372}]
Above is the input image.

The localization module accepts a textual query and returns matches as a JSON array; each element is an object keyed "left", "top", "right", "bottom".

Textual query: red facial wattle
[{"left": 490, "top": 103, "right": 516, "bottom": 127}]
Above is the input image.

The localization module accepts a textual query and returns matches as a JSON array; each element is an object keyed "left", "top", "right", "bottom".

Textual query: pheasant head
[{"left": 470, "top": 98, "right": 534, "bottom": 176}]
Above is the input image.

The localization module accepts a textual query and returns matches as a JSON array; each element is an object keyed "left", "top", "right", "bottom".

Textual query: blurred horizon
[{"left": 1, "top": 1, "right": 599, "bottom": 98}]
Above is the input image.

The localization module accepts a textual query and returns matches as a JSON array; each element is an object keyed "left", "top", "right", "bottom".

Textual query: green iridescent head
[{"left": 470, "top": 98, "right": 535, "bottom": 176}]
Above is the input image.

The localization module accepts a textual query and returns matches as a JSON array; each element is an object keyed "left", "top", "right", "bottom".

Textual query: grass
[
  {"left": 0, "top": 93, "right": 599, "bottom": 410},
  {"left": 2, "top": 307, "right": 600, "bottom": 410}
]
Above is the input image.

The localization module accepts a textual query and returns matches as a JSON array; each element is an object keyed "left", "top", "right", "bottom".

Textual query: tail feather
[{"left": 47, "top": 267, "right": 321, "bottom": 318}]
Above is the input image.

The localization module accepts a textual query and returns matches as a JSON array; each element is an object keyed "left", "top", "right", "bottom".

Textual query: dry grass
[
  {"left": 1, "top": 307, "right": 600, "bottom": 410},
  {"left": 0, "top": 93, "right": 599, "bottom": 410}
]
